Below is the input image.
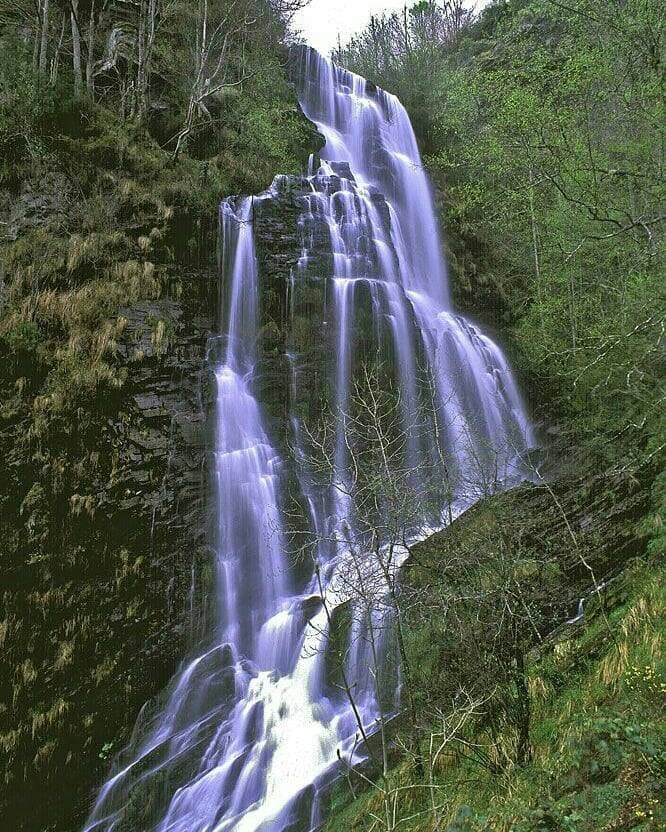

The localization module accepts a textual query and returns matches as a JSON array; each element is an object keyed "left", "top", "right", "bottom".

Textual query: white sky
[{"left": 293, "top": 0, "right": 491, "bottom": 56}]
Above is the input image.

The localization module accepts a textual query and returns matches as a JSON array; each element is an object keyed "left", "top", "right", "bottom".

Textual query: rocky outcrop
[
  {"left": 239, "top": 171, "right": 402, "bottom": 452},
  {"left": 0, "top": 263, "right": 216, "bottom": 832},
  {"left": 0, "top": 174, "right": 73, "bottom": 241},
  {"left": 252, "top": 175, "right": 332, "bottom": 444},
  {"left": 411, "top": 450, "right": 654, "bottom": 633}
]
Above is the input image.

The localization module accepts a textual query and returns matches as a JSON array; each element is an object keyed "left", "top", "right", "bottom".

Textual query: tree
[
  {"left": 292, "top": 359, "right": 548, "bottom": 826},
  {"left": 70, "top": 0, "right": 83, "bottom": 92},
  {"left": 296, "top": 363, "right": 442, "bottom": 771},
  {"left": 172, "top": 0, "right": 248, "bottom": 158}
]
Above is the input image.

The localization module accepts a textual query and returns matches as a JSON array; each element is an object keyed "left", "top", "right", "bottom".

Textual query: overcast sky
[{"left": 292, "top": 0, "right": 491, "bottom": 56}]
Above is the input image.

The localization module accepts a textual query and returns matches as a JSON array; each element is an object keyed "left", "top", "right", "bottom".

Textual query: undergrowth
[{"left": 325, "top": 556, "right": 665, "bottom": 832}]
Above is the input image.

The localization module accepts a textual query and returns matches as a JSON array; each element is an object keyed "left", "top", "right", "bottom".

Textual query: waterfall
[{"left": 83, "top": 48, "right": 534, "bottom": 832}]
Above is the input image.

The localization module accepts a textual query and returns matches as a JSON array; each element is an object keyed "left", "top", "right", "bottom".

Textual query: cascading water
[{"left": 84, "top": 48, "right": 535, "bottom": 832}]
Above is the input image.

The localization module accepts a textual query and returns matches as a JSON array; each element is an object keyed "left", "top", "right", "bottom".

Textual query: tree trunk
[
  {"left": 313, "top": 565, "right": 381, "bottom": 775},
  {"left": 50, "top": 12, "right": 67, "bottom": 86},
  {"left": 39, "top": 0, "right": 50, "bottom": 75},
  {"left": 387, "top": 573, "right": 424, "bottom": 777},
  {"left": 32, "top": 3, "right": 42, "bottom": 72},
  {"left": 86, "top": 1, "right": 96, "bottom": 95},
  {"left": 135, "top": 0, "right": 158, "bottom": 121},
  {"left": 513, "top": 633, "right": 531, "bottom": 766},
  {"left": 368, "top": 615, "right": 390, "bottom": 779},
  {"left": 134, "top": 0, "right": 146, "bottom": 120},
  {"left": 528, "top": 164, "right": 545, "bottom": 338},
  {"left": 402, "top": 4, "right": 410, "bottom": 55},
  {"left": 70, "top": 0, "right": 83, "bottom": 93},
  {"left": 370, "top": 15, "right": 379, "bottom": 74}
]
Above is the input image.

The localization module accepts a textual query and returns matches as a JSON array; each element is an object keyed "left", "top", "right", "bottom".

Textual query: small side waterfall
[{"left": 83, "top": 49, "right": 535, "bottom": 832}]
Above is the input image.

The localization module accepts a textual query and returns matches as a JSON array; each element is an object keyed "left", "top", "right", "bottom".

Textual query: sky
[{"left": 292, "top": 0, "right": 491, "bottom": 56}]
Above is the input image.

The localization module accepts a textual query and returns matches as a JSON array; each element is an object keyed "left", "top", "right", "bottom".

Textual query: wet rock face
[
  {"left": 0, "top": 174, "right": 72, "bottom": 240},
  {"left": 245, "top": 173, "right": 400, "bottom": 451},
  {"left": 111, "top": 293, "right": 212, "bottom": 544},
  {"left": 0, "top": 266, "right": 216, "bottom": 832},
  {"left": 250, "top": 175, "right": 332, "bottom": 448},
  {"left": 92, "top": 268, "right": 218, "bottom": 730}
]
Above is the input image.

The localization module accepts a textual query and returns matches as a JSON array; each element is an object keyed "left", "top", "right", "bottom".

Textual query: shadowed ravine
[{"left": 83, "top": 47, "right": 535, "bottom": 832}]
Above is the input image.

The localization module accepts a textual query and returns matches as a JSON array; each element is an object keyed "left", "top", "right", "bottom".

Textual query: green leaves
[{"left": 564, "top": 714, "right": 666, "bottom": 791}]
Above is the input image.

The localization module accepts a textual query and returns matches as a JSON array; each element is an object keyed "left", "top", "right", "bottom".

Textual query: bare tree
[
  {"left": 84, "top": 0, "right": 96, "bottom": 93},
  {"left": 39, "top": 0, "right": 50, "bottom": 74},
  {"left": 49, "top": 9, "right": 67, "bottom": 86},
  {"left": 294, "top": 363, "right": 451, "bottom": 775},
  {"left": 172, "top": 0, "right": 254, "bottom": 158},
  {"left": 335, "top": 0, "right": 475, "bottom": 107},
  {"left": 289, "top": 356, "right": 550, "bottom": 825},
  {"left": 134, "top": 0, "right": 158, "bottom": 119},
  {"left": 70, "top": 0, "right": 83, "bottom": 92}
]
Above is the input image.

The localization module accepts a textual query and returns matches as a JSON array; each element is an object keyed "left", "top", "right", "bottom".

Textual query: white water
[{"left": 83, "top": 48, "right": 535, "bottom": 832}]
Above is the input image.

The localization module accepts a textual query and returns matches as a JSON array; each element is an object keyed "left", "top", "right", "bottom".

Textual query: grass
[{"left": 324, "top": 554, "right": 665, "bottom": 832}]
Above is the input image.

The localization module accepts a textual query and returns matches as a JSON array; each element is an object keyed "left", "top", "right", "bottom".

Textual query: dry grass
[
  {"left": 117, "top": 178, "right": 168, "bottom": 221},
  {"left": 150, "top": 316, "right": 174, "bottom": 356},
  {"left": 63, "top": 615, "right": 91, "bottom": 639},
  {"left": 53, "top": 640, "right": 75, "bottom": 671},
  {"left": 33, "top": 740, "right": 57, "bottom": 770},
  {"left": 621, "top": 597, "right": 655, "bottom": 639},
  {"left": 1, "top": 211, "right": 165, "bottom": 424},
  {"left": 0, "top": 617, "right": 10, "bottom": 648},
  {"left": 31, "top": 698, "right": 69, "bottom": 740},
  {"left": 599, "top": 639, "right": 630, "bottom": 687},
  {"left": 0, "top": 729, "right": 22, "bottom": 754},
  {"left": 66, "top": 231, "right": 127, "bottom": 274},
  {"left": 69, "top": 494, "right": 97, "bottom": 518},
  {"left": 16, "top": 660, "right": 37, "bottom": 686},
  {"left": 488, "top": 730, "right": 519, "bottom": 774},
  {"left": 553, "top": 639, "right": 575, "bottom": 666},
  {"left": 27, "top": 587, "right": 66, "bottom": 619},
  {"left": 598, "top": 590, "right": 662, "bottom": 687},
  {"left": 93, "top": 656, "right": 116, "bottom": 686},
  {"left": 557, "top": 696, "right": 576, "bottom": 727},
  {"left": 528, "top": 674, "right": 552, "bottom": 707}
]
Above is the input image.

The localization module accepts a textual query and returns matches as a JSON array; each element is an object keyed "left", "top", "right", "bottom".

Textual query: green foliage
[
  {"left": 340, "top": 0, "right": 664, "bottom": 464},
  {"left": 1, "top": 320, "right": 40, "bottom": 354},
  {"left": 0, "top": 37, "right": 51, "bottom": 171},
  {"left": 325, "top": 558, "right": 666, "bottom": 832},
  {"left": 445, "top": 806, "right": 488, "bottom": 832},
  {"left": 564, "top": 715, "right": 665, "bottom": 787}
]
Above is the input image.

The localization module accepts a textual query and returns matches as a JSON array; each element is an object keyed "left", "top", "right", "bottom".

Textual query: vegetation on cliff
[
  {"left": 339, "top": 0, "right": 664, "bottom": 458},
  {"left": 326, "top": 549, "right": 665, "bottom": 831},
  {"left": 323, "top": 0, "right": 664, "bottom": 829},
  {"left": 0, "top": 2, "right": 314, "bottom": 830}
]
